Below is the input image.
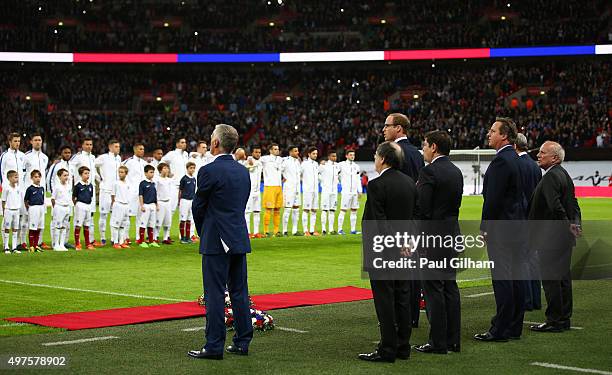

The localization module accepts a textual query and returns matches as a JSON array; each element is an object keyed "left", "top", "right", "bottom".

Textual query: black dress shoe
[
  {"left": 357, "top": 351, "right": 395, "bottom": 363},
  {"left": 414, "top": 343, "right": 447, "bottom": 354},
  {"left": 226, "top": 345, "right": 248, "bottom": 356},
  {"left": 187, "top": 348, "right": 223, "bottom": 360},
  {"left": 530, "top": 322, "right": 564, "bottom": 333},
  {"left": 448, "top": 344, "right": 460, "bottom": 353},
  {"left": 474, "top": 332, "right": 508, "bottom": 342}
]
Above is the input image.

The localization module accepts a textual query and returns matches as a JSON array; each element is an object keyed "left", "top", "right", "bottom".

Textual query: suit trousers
[
  {"left": 487, "top": 242, "right": 526, "bottom": 339},
  {"left": 202, "top": 253, "right": 253, "bottom": 354},
  {"left": 539, "top": 246, "right": 573, "bottom": 327},
  {"left": 369, "top": 278, "right": 412, "bottom": 360},
  {"left": 423, "top": 278, "right": 461, "bottom": 350}
]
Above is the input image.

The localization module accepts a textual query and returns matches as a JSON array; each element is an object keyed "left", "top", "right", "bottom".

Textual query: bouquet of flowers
[{"left": 197, "top": 291, "right": 275, "bottom": 331}]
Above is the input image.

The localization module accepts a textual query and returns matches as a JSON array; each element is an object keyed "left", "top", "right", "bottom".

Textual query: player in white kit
[
  {"left": 51, "top": 168, "right": 72, "bottom": 251},
  {"left": 23, "top": 133, "right": 50, "bottom": 249},
  {"left": 122, "top": 143, "right": 148, "bottom": 242},
  {"left": 162, "top": 137, "right": 189, "bottom": 212},
  {"left": 2, "top": 170, "right": 22, "bottom": 254},
  {"left": 47, "top": 146, "right": 73, "bottom": 249},
  {"left": 319, "top": 151, "right": 340, "bottom": 235},
  {"left": 301, "top": 146, "right": 320, "bottom": 236},
  {"left": 243, "top": 146, "right": 263, "bottom": 238},
  {"left": 155, "top": 162, "right": 174, "bottom": 244},
  {"left": 281, "top": 146, "right": 302, "bottom": 236},
  {"left": 70, "top": 138, "right": 100, "bottom": 246},
  {"left": 110, "top": 165, "right": 131, "bottom": 249},
  {"left": 338, "top": 150, "right": 361, "bottom": 235},
  {"left": 0, "top": 133, "right": 26, "bottom": 250},
  {"left": 95, "top": 139, "right": 122, "bottom": 245}
]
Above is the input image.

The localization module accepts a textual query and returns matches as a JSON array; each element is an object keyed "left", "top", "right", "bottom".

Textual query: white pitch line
[
  {"left": 182, "top": 326, "right": 307, "bottom": 333},
  {"left": 276, "top": 326, "right": 308, "bottom": 333},
  {"left": 182, "top": 327, "right": 204, "bottom": 332},
  {"left": 531, "top": 362, "right": 612, "bottom": 375},
  {"left": 0, "top": 322, "right": 28, "bottom": 327},
  {"left": 0, "top": 279, "right": 190, "bottom": 302},
  {"left": 466, "top": 291, "right": 494, "bottom": 298},
  {"left": 42, "top": 336, "right": 118, "bottom": 346},
  {"left": 457, "top": 276, "right": 491, "bottom": 283},
  {"left": 524, "top": 321, "right": 583, "bottom": 330}
]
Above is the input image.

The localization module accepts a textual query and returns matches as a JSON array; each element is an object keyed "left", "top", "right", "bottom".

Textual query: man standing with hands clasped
[
  {"left": 475, "top": 117, "right": 526, "bottom": 342},
  {"left": 359, "top": 141, "right": 417, "bottom": 363},
  {"left": 414, "top": 130, "right": 462, "bottom": 354},
  {"left": 189, "top": 124, "right": 253, "bottom": 360},
  {"left": 528, "top": 141, "right": 581, "bottom": 333}
]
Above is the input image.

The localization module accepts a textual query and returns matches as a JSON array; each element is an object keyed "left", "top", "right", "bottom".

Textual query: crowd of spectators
[
  {"left": 1, "top": 0, "right": 609, "bottom": 53},
  {"left": 1, "top": 58, "right": 609, "bottom": 159}
]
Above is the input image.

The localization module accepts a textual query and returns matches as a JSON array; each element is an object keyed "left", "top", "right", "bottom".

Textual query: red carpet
[
  {"left": 5, "top": 286, "right": 372, "bottom": 330},
  {"left": 575, "top": 186, "right": 612, "bottom": 198}
]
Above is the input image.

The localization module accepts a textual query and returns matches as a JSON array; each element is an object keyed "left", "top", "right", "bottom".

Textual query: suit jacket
[
  {"left": 517, "top": 153, "right": 542, "bottom": 213},
  {"left": 396, "top": 138, "right": 425, "bottom": 182},
  {"left": 481, "top": 145, "right": 525, "bottom": 227},
  {"left": 192, "top": 154, "right": 251, "bottom": 255},
  {"left": 363, "top": 168, "right": 417, "bottom": 221},
  {"left": 416, "top": 156, "right": 463, "bottom": 221},
  {"left": 416, "top": 156, "right": 463, "bottom": 266},
  {"left": 528, "top": 164, "right": 581, "bottom": 223},
  {"left": 363, "top": 168, "right": 417, "bottom": 276}
]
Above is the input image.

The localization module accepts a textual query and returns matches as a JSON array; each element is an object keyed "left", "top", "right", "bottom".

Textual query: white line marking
[
  {"left": 42, "top": 336, "right": 118, "bottom": 346},
  {"left": 0, "top": 279, "right": 190, "bottom": 302},
  {"left": 457, "top": 277, "right": 491, "bottom": 283},
  {"left": 0, "top": 323, "right": 28, "bottom": 327},
  {"left": 531, "top": 362, "right": 612, "bottom": 374},
  {"left": 466, "top": 291, "right": 494, "bottom": 298},
  {"left": 182, "top": 327, "right": 204, "bottom": 332},
  {"left": 524, "top": 321, "right": 583, "bottom": 330},
  {"left": 182, "top": 326, "right": 307, "bottom": 333},
  {"left": 584, "top": 262, "right": 612, "bottom": 269},
  {"left": 276, "top": 326, "right": 308, "bottom": 333}
]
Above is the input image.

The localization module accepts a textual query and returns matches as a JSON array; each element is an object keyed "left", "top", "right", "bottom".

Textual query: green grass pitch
[{"left": 1, "top": 196, "right": 611, "bottom": 374}]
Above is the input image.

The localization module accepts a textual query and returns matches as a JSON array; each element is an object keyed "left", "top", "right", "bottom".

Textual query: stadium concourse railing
[{"left": 0, "top": 44, "right": 611, "bottom": 63}]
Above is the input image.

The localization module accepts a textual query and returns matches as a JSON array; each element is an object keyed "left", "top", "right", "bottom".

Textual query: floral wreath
[{"left": 197, "top": 291, "right": 275, "bottom": 331}]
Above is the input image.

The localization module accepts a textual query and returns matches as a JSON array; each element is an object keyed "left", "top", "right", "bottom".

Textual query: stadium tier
[
  {"left": 1, "top": 0, "right": 610, "bottom": 53},
  {"left": 1, "top": 58, "right": 610, "bottom": 157}
]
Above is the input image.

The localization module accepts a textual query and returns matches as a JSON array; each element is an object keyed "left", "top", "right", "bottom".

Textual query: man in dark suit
[
  {"left": 475, "top": 117, "right": 527, "bottom": 342},
  {"left": 515, "top": 133, "right": 543, "bottom": 311},
  {"left": 414, "top": 130, "right": 463, "bottom": 354},
  {"left": 383, "top": 112, "right": 425, "bottom": 327},
  {"left": 359, "top": 141, "right": 417, "bottom": 363},
  {"left": 529, "top": 141, "right": 581, "bottom": 332},
  {"left": 189, "top": 124, "right": 253, "bottom": 360}
]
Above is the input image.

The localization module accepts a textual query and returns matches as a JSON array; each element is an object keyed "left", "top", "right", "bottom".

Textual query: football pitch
[{"left": 1, "top": 196, "right": 611, "bottom": 374}]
